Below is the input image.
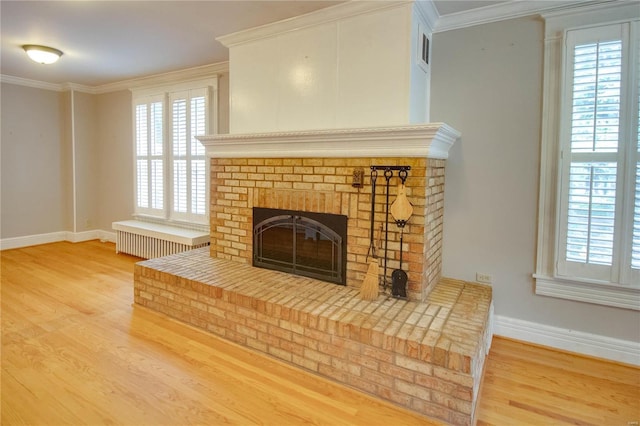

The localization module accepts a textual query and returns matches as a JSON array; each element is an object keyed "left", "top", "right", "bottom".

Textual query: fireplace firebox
[{"left": 253, "top": 208, "right": 347, "bottom": 285}]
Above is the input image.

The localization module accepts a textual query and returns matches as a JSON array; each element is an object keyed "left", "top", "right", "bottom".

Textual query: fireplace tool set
[{"left": 361, "top": 165, "right": 413, "bottom": 301}]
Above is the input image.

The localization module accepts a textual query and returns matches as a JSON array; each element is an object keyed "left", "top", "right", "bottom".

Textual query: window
[
  {"left": 133, "top": 79, "right": 217, "bottom": 228},
  {"left": 536, "top": 4, "right": 639, "bottom": 310}
]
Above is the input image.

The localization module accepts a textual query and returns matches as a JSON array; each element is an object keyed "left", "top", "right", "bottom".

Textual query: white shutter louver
[
  {"left": 191, "top": 96, "right": 206, "bottom": 216},
  {"left": 172, "top": 98, "right": 188, "bottom": 214},
  {"left": 633, "top": 86, "right": 640, "bottom": 269},
  {"left": 150, "top": 102, "right": 164, "bottom": 210},
  {"left": 633, "top": 162, "right": 640, "bottom": 269},
  {"left": 135, "top": 104, "right": 149, "bottom": 209},
  {"left": 137, "top": 160, "right": 148, "bottom": 208},
  {"left": 135, "top": 99, "right": 164, "bottom": 215},
  {"left": 169, "top": 90, "right": 208, "bottom": 223},
  {"left": 566, "top": 162, "right": 617, "bottom": 265},
  {"left": 565, "top": 39, "right": 620, "bottom": 267},
  {"left": 560, "top": 33, "right": 622, "bottom": 278}
]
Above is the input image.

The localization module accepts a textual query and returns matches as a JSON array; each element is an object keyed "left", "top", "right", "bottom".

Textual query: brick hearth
[{"left": 134, "top": 247, "right": 492, "bottom": 425}]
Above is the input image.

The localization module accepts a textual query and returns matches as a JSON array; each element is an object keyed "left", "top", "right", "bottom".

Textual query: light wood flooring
[{"left": 1, "top": 240, "right": 638, "bottom": 425}]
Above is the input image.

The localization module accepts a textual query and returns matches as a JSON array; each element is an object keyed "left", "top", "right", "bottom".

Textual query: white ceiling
[{"left": 0, "top": 1, "right": 507, "bottom": 87}]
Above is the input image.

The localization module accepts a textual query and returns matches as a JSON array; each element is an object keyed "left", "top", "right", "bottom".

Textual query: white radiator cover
[{"left": 112, "top": 220, "right": 209, "bottom": 259}]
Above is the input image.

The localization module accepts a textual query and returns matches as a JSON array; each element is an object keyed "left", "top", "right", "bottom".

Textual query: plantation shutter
[
  {"left": 169, "top": 88, "right": 208, "bottom": 224},
  {"left": 191, "top": 96, "right": 207, "bottom": 217},
  {"left": 631, "top": 57, "right": 640, "bottom": 279},
  {"left": 134, "top": 96, "right": 164, "bottom": 216},
  {"left": 557, "top": 22, "right": 640, "bottom": 285}
]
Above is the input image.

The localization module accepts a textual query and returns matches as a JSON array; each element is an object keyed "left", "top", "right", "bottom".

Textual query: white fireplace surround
[{"left": 197, "top": 123, "right": 460, "bottom": 159}]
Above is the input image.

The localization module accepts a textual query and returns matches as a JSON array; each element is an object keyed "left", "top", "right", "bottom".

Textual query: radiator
[{"left": 113, "top": 220, "right": 210, "bottom": 259}]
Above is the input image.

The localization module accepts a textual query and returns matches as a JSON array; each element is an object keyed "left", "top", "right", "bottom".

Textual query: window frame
[
  {"left": 131, "top": 78, "right": 218, "bottom": 230},
  {"left": 535, "top": 3, "right": 640, "bottom": 311}
]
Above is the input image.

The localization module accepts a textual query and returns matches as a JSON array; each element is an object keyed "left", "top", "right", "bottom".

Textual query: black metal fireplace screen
[{"left": 253, "top": 208, "right": 347, "bottom": 285}]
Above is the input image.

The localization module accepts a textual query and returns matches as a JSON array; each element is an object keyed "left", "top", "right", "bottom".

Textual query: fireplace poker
[
  {"left": 390, "top": 169, "right": 412, "bottom": 298},
  {"left": 382, "top": 168, "right": 393, "bottom": 294},
  {"left": 366, "top": 169, "right": 378, "bottom": 262}
]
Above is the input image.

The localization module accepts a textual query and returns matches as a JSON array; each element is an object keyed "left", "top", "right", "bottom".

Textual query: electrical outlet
[{"left": 476, "top": 273, "right": 493, "bottom": 284}]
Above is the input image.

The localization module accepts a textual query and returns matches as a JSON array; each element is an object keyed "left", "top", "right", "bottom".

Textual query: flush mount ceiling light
[{"left": 22, "top": 44, "right": 63, "bottom": 64}]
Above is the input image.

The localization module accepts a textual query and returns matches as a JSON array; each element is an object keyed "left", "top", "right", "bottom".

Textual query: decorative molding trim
[
  {"left": 414, "top": 0, "right": 439, "bottom": 33},
  {"left": 0, "top": 74, "right": 64, "bottom": 92},
  {"left": 1, "top": 62, "right": 229, "bottom": 94},
  {"left": 65, "top": 230, "right": 102, "bottom": 243},
  {"left": 102, "top": 62, "right": 228, "bottom": 94},
  {"left": 62, "top": 82, "right": 95, "bottom": 93},
  {"left": 0, "top": 229, "right": 116, "bottom": 250},
  {"left": 540, "top": 0, "right": 634, "bottom": 21},
  {"left": 0, "top": 232, "right": 68, "bottom": 250},
  {"left": 434, "top": 0, "right": 616, "bottom": 33},
  {"left": 198, "top": 123, "right": 461, "bottom": 159},
  {"left": 494, "top": 314, "right": 640, "bottom": 366},
  {"left": 217, "top": 1, "right": 413, "bottom": 47},
  {"left": 534, "top": 275, "right": 640, "bottom": 311}
]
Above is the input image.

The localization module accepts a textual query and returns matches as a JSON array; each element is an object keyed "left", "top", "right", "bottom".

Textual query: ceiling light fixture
[{"left": 22, "top": 44, "right": 63, "bottom": 64}]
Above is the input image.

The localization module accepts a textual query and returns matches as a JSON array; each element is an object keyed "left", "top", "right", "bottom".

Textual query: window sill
[{"left": 534, "top": 275, "right": 640, "bottom": 311}]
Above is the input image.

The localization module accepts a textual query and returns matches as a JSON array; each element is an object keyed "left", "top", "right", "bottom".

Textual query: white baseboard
[
  {"left": 0, "top": 229, "right": 116, "bottom": 250},
  {"left": 65, "top": 230, "right": 101, "bottom": 243},
  {"left": 494, "top": 314, "right": 640, "bottom": 366},
  {"left": 0, "top": 231, "right": 68, "bottom": 250}
]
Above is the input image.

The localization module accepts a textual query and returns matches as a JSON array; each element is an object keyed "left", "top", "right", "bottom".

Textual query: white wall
[
  {"left": 431, "top": 16, "right": 640, "bottom": 342},
  {"left": 227, "top": 3, "right": 420, "bottom": 133},
  {"left": 73, "top": 91, "right": 99, "bottom": 233},
  {"left": 0, "top": 83, "right": 70, "bottom": 239},
  {"left": 95, "top": 90, "right": 133, "bottom": 231}
]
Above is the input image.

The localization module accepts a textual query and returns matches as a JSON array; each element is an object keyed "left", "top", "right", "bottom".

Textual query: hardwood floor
[{"left": 1, "top": 241, "right": 638, "bottom": 425}]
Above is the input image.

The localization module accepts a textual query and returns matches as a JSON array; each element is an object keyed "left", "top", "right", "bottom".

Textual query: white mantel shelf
[{"left": 197, "top": 123, "right": 461, "bottom": 159}]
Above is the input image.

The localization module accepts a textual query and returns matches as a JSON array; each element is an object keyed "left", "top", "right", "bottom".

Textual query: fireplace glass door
[{"left": 253, "top": 208, "right": 347, "bottom": 285}]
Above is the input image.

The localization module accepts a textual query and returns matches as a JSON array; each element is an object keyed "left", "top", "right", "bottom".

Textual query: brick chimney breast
[
  {"left": 199, "top": 1, "right": 460, "bottom": 301},
  {"left": 199, "top": 124, "right": 459, "bottom": 301}
]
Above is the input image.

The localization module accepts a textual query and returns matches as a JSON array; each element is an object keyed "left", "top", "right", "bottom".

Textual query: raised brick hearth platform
[{"left": 134, "top": 247, "right": 493, "bottom": 425}]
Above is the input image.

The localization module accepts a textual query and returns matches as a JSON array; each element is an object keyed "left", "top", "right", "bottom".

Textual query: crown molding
[
  {"left": 434, "top": 0, "right": 617, "bottom": 33},
  {"left": 217, "top": 1, "right": 413, "bottom": 47},
  {"left": 97, "top": 62, "right": 229, "bottom": 94},
  {"left": 1, "top": 62, "right": 229, "bottom": 95},
  {"left": 541, "top": 0, "right": 638, "bottom": 29},
  {"left": 0, "top": 74, "right": 65, "bottom": 92},
  {"left": 62, "top": 82, "right": 96, "bottom": 93},
  {"left": 414, "top": 1, "right": 440, "bottom": 32},
  {"left": 197, "top": 123, "right": 461, "bottom": 159}
]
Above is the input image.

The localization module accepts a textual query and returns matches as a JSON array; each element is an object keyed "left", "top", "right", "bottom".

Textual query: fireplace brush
[{"left": 360, "top": 170, "right": 380, "bottom": 300}]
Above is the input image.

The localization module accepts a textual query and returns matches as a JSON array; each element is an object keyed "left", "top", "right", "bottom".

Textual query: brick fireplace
[
  {"left": 216, "top": 156, "right": 441, "bottom": 300},
  {"left": 203, "top": 125, "right": 458, "bottom": 302},
  {"left": 133, "top": 2, "right": 494, "bottom": 424},
  {"left": 134, "top": 124, "right": 494, "bottom": 425}
]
